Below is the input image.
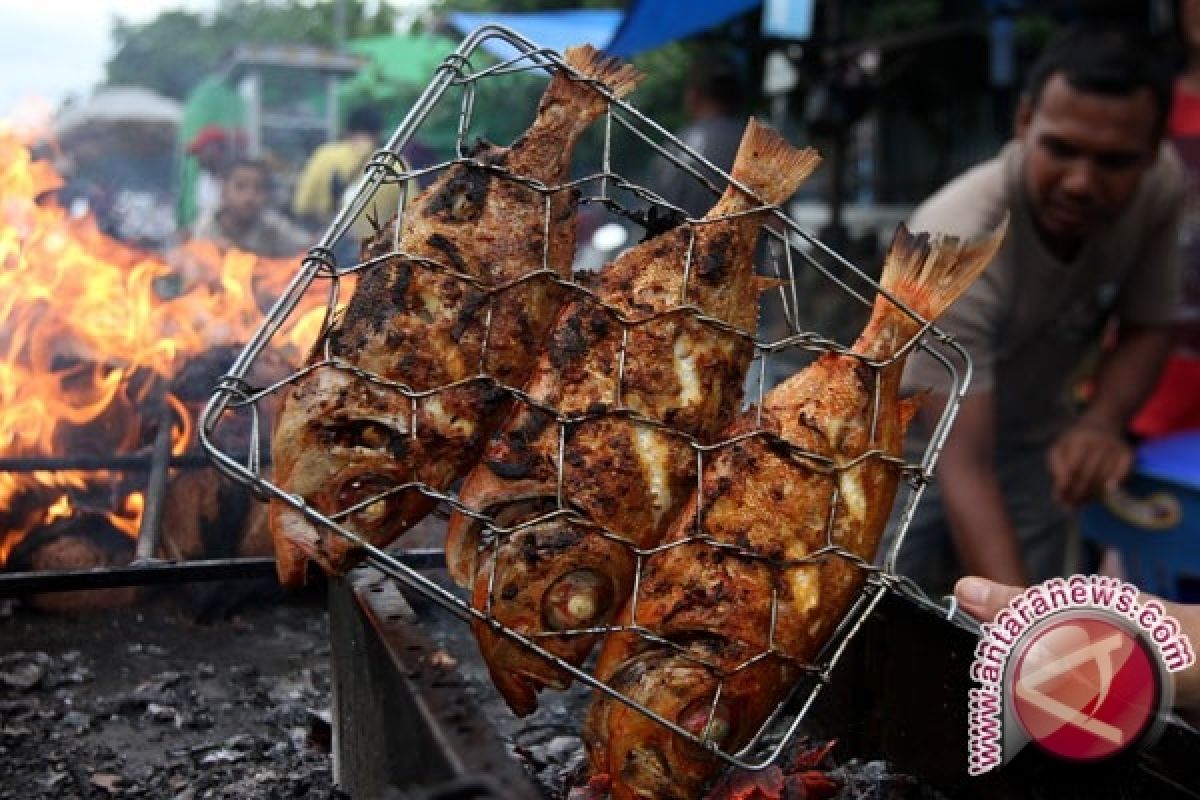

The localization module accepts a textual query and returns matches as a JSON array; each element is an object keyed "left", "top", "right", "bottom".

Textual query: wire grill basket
[{"left": 200, "top": 25, "right": 975, "bottom": 777}]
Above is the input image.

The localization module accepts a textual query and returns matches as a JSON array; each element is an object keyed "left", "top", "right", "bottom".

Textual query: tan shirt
[
  {"left": 903, "top": 140, "right": 1184, "bottom": 448},
  {"left": 192, "top": 209, "right": 312, "bottom": 259}
]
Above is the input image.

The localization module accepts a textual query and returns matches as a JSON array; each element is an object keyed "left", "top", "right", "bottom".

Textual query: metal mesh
[{"left": 200, "top": 26, "right": 974, "bottom": 774}]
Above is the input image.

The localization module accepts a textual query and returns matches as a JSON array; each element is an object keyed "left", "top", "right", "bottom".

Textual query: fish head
[
  {"left": 469, "top": 506, "right": 632, "bottom": 714},
  {"left": 271, "top": 368, "right": 437, "bottom": 580},
  {"left": 598, "top": 648, "right": 739, "bottom": 800}
]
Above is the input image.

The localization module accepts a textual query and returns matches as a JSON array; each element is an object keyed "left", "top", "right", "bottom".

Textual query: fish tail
[
  {"left": 879, "top": 217, "right": 1007, "bottom": 324},
  {"left": 725, "top": 117, "right": 821, "bottom": 209},
  {"left": 562, "top": 44, "right": 643, "bottom": 102}
]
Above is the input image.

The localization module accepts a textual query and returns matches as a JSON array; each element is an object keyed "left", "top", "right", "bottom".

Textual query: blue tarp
[
  {"left": 447, "top": 10, "right": 624, "bottom": 59},
  {"left": 1137, "top": 432, "right": 1200, "bottom": 491},
  {"left": 605, "top": 0, "right": 762, "bottom": 57},
  {"left": 448, "top": 0, "right": 765, "bottom": 60}
]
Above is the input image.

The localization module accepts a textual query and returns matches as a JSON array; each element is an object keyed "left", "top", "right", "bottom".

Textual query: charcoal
[
  {"left": 0, "top": 602, "right": 336, "bottom": 800},
  {"left": 0, "top": 652, "right": 50, "bottom": 690},
  {"left": 61, "top": 710, "right": 91, "bottom": 733}
]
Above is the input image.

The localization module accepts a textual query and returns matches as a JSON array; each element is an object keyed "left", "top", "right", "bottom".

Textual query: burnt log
[{"left": 4, "top": 513, "right": 138, "bottom": 612}]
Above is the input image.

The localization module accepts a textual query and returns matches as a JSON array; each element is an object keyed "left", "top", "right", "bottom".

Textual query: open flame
[{"left": 0, "top": 128, "right": 334, "bottom": 565}]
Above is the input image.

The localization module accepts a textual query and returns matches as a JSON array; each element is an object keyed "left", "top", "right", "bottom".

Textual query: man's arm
[
  {"left": 927, "top": 390, "right": 1028, "bottom": 585},
  {"left": 1047, "top": 323, "right": 1172, "bottom": 508}
]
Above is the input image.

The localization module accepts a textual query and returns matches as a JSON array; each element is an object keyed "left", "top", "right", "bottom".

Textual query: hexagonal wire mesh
[{"left": 200, "top": 26, "right": 975, "bottom": 775}]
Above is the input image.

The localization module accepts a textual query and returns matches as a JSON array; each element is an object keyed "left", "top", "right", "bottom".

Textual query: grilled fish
[
  {"left": 444, "top": 119, "right": 820, "bottom": 715},
  {"left": 269, "top": 46, "right": 642, "bottom": 586},
  {"left": 584, "top": 222, "right": 1006, "bottom": 800}
]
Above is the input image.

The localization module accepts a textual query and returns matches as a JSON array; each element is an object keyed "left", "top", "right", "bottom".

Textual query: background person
[
  {"left": 179, "top": 125, "right": 241, "bottom": 233},
  {"left": 291, "top": 105, "right": 383, "bottom": 230},
  {"left": 646, "top": 57, "right": 746, "bottom": 219},
  {"left": 886, "top": 26, "right": 1183, "bottom": 593},
  {"left": 192, "top": 158, "right": 310, "bottom": 258}
]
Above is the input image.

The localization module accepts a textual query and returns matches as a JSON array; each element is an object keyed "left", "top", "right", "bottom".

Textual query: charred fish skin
[
  {"left": 586, "top": 223, "right": 1007, "bottom": 800},
  {"left": 445, "top": 120, "right": 821, "bottom": 716},
  {"left": 269, "top": 46, "right": 644, "bottom": 587}
]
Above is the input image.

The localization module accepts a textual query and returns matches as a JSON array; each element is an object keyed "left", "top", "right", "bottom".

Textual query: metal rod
[
  {"left": 0, "top": 454, "right": 215, "bottom": 473},
  {"left": 0, "top": 557, "right": 278, "bottom": 595},
  {"left": 134, "top": 406, "right": 174, "bottom": 561},
  {"left": 0, "top": 549, "right": 446, "bottom": 596}
]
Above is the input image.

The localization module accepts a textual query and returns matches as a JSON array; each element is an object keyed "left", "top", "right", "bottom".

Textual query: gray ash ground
[{"left": 0, "top": 590, "right": 340, "bottom": 800}]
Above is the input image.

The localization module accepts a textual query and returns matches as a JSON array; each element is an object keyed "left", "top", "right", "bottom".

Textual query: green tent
[{"left": 339, "top": 32, "right": 544, "bottom": 155}]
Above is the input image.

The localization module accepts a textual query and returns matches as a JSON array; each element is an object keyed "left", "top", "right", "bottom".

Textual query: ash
[{"left": 0, "top": 594, "right": 340, "bottom": 800}]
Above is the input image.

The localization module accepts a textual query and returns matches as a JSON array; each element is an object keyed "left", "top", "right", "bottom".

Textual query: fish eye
[
  {"left": 355, "top": 421, "right": 394, "bottom": 449},
  {"left": 541, "top": 568, "right": 614, "bottom": 631},
  {"left": 335, "top": 475, "right": 394, "bottom": 528},
  {"left": 326, "top": 420, "right": 397, "bottom": 450}
]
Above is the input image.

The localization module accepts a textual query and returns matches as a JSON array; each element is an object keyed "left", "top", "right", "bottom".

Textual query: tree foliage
[{"left": 105, "top": 0, "right": 396, "bottom": 100}]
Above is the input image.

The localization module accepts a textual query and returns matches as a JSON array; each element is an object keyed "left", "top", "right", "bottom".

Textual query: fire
[
  {"left": 45, "top": 495, "right": 73, "bottom": 525},
  {"left": 0, "top": 129, "right": 339, "bottom": 566},
  {"left": 107, "top": 492, "right": 144, "bottom": 540}
]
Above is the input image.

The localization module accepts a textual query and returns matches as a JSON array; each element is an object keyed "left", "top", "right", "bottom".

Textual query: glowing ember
[
  {"left": 705, "top": 740, "right": 841, "bottom": 800},
  {"left": 0, "top": 128, "right": 335, "bottom": 566}
]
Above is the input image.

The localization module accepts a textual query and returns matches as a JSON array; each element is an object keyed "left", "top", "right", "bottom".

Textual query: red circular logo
[{"left": 1009, "top": 613, "right": 1160, "bottom": 762}]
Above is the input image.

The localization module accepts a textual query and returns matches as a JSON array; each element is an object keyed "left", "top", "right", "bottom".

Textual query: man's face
[
  {"left": 222, "top": 165, "right": 267, "bottom": 225},
  {"left": 1016, "top": 72, "right": 1159, "bottom": 252},
  {"left": 196, "top": 140, "right": 231, "bottom": 173}
]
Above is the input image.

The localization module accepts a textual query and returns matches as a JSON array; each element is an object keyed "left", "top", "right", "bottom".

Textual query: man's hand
[
  {"left": 1046, "top": 322, "right": 1171, "bottom": 509},
  {"left": 1046, "top": 421, "right": 1133, "bottom": 510},
  {"left": 955, "top": 576, "right": 1200, "bottom": 719},
  {"left": 954, "top": 576, "right": 1023, "bottom": 620}
]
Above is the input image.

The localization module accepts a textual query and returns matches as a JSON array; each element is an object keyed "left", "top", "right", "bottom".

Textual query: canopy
[
  {"left": 55, "top": 87, "right": 182, "bottom": 145},
  {"left": 447, "top": 10, "right": 624, "bottom": 59},
  {"left": 605, "top": 0, "right": 762, "bottom": 57},
  {"left": 446, "top": 2, "right": 769, "bottom": 59}
]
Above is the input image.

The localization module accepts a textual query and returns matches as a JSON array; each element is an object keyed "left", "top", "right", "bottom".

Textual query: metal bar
[
  {"left": 329, "top": 571, "right": 542, "bottom": 800},
  {"left": 0, "top": 549, "right": 446, "bottom": 596},
  {"left": 0, "top": 557, "right": 278, "bottom": 595},
  {"left": 0, "top": 454, "right": 215, "bottom": 472},
  {"left": 134, "top": 406, "right": 174, "bottom": 562}
]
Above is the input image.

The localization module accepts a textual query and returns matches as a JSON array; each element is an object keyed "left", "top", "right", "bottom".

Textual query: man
[
  {"left": 193, "top": 158, "right": 310, "bottom": 258},
  {"left": 648, "top": 58, "right": 746, "bottom": 218},
  {"left": 292, "top": 105, "right": 383, "bottom": 229},
  {"left": 890, "top": 26, "right": 1184, "bottom": 592},
  {"left": 179, "top": 125, "right": 242, "bottom": 231}
]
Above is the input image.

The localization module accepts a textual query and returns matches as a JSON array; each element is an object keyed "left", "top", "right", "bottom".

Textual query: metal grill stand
[{"left": 201, "top": 24, "right": 977, "bottom": 776}]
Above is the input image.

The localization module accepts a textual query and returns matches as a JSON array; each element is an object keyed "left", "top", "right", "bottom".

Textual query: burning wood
[
  {"left": 0, "top": 131, "right": 336, "bottom": 582},
  {"left": 4, "top": 512, "right": 138, "bottom": 612}
]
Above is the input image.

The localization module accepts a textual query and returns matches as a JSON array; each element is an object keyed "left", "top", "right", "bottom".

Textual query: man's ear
[{"left": 1013, "top": 95, "right": 1033, "bottom": 140}]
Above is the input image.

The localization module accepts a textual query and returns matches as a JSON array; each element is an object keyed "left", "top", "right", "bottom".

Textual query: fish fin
[
  {"left": 563, "top": 45, "right": 643, "bottom": 101},
  {"left": 879, "top": 216, "right": 1007, "bottom": 323},
  {"left": 727, "top": 117, "right": 821, "bottom": 208},
  {"left": 899, "top": 392, "right": 927, "bottom": 431}
]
